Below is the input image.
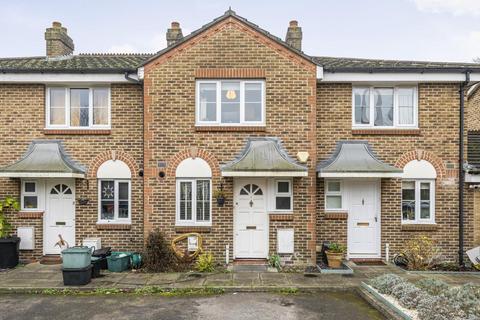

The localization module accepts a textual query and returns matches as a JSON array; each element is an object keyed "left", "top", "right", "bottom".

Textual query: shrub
[
  {"left": 327, "top": 243, "right": 346, "bottom": 253},
  {"left": 416, "top": 278, "right": 449, "bottom": 296},
  {"left": 268, "top": 254, "right": 281, "bottom": 270},
  {"left": 401, "top": 236, "right": 441, "bottom": 270},
  {"left": 370, "top": 274, "right": 405, "bottom": 295},
  {"left": 417, "top": 295, "right": 466, "bottom": 320},
  {"left": 143, "top": 229, "right": 178, "bottom": 272},
  {"left": 196, "top": 252, "right": 215, "bottom": 272},
  {"left": 391, "top": 282, "right": 427, "bottom": 309},
  {"left": 443, "top": 284, "right": 480, "bottom": 316}
]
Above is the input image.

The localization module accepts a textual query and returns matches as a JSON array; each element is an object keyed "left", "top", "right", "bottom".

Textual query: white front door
[
  {"left": 234, "top": 179, "right": 269, "bottom": 259},
  {"left": 44, "top": 180, "right": 75, "bottom": 255},
  {"left": 347, "top": 180, "right": 381, "bottom": 258}
]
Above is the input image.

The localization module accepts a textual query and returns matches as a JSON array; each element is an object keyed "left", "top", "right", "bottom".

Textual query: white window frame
[
  {"left": 352, "top": 86, "right": 418, "bottom": 129},
  {"left": 273, "top": 179, "right": 293, "bottom": 212},
  {"left": 195, "top": 80, "right": 266, "bottom": 126},
  {"left": 401, "top": 179, "right": 435, "bottom": 224},
  {"left": 325, "top": 180, "right": 344, "bottom": 211},
  {"left": 46, "top": 86, "right": 111, "bottom": 130},
  {"left": 176, "top": 178, "right": 212, "bottom": 226},
  {"left": 97, "top": 179, "right": 131, "bottom": 224},
  {"left": 21, "top": 180, "right": 38, "bottom": 211}
]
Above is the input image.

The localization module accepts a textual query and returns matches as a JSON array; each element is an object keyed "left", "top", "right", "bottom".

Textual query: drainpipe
[{"left": 459, "top": 70, "right": 470, "bottom": 267}]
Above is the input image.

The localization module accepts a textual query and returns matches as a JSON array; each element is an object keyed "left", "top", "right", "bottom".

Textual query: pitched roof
[
  {"left": 313, "top": 56, "right": 480, "bottom": 73},
  {"left": 0, "top": 54, "right": 152, "bottom": 73}
]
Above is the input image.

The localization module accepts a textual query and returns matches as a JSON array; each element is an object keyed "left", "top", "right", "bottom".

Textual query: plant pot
[
  {"left": 0, "top": 236, "right": 21, "bottom": 269},
  {"left": 326, "top": 251, "right": 344, "bottom": 269},
  {"left": 216, "top": 197, "right": 225, "bottom": 207}
]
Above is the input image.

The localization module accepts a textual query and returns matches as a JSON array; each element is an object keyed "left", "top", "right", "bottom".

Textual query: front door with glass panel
[
  {"left": 44, "top": 180, "right": 75, "bottom": 255},
  {"left": 234, "top": 179, "right": 268, "bottom": 259}
]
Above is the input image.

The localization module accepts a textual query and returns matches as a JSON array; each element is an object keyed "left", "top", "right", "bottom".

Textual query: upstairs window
[
  {"left": 46, "top": 87, "right": 110, "bottom": 129},
  {"left": 196, "top": 80, "right": 265, "bottom": 126},
  {"left": 353, "top": 86, "right": 417, "bottom": 129}
]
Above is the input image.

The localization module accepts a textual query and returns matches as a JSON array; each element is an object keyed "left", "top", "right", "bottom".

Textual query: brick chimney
[
  {"left": 166, "top": 22, "right": 183, "bottom": 47},
  {"left": 45, "top": 22, "right": 74, "bottom": 57},
  {"left": 285, "top": 20, "right": 302, "bottom": 51}
]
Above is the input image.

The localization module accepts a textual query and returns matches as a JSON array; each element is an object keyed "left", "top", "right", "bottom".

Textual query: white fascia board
[
  {"left": 0, "top": 172, "right": 85, "bottom": 178},
  {"left": 318, "top": 172, "right": 403, "bottom": 178},
  {"left": 0, "top": 73, "right": 133, "bottom": 84},
  {"left": 316, "top": 66, "right": 324, "bottom": 80},
  {"left": 466, "top": 173, "right": 480, "bottom": 183},
  {"left": 319, "top": 72, "right": 477, "bottom": 83},
  {"left": 222, "top": 171, "right": 308, "bottom": 177}
]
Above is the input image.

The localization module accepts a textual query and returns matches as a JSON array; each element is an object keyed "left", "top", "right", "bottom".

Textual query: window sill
[
  {"left": 96, "top": 223, "right": 131, "bottom": 230},
  {"left": 195, "top": 126, "right": 266, "bottom": 132},
  {"left": 18, "top": 211, "right": 44, "bottom": 219},
  {"left": 352, "top": 129, "right": 421, "bottom": 136},
  {"left": 44, "top": 129, "right": 111, "bottom": 135},
  {"left": 401, "top": 223, "right": 437, "bottom": 231},
  {"left": 269, "top": 213, "right": 294, "bottom": 221},
  {"left": 175, "top": 225, "right": 212, "bottom": 233},
  {"left": 324, "top": 211, "right": 348, "bottom": 220}
]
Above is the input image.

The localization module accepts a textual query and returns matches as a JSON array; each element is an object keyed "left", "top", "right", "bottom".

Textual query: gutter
[
  {"left": 124, "top": 72, "right": 140, "bottom": 83},
  {"left": 459, "top": 71, "right": 470, "bottom": 267}
]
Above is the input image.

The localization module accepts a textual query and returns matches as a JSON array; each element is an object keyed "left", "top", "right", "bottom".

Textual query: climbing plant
[{"left": 0, "top": 196, "right": 20, "bottom": 238}]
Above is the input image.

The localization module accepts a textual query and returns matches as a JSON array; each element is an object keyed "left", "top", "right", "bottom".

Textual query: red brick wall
[
  {"left": 0, "top": 84, "right": 144, "bottom": 260},
  {"left": 143, "top": 17, "right": 317, "bottom": 264}
]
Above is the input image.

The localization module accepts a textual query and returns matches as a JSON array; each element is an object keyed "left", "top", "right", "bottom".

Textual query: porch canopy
[
  {"left": 317, "top": 141, "right": 402, "bottom": 178},
  {"left": 221, "top": 137, "right": 308, "bottom": 177},
  {"left": 0, "top": 140, "right": 86, "bottom": 178}
]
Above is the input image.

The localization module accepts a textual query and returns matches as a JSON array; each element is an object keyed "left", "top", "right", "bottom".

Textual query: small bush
[
  {"left": 268, "top": 254, "right": 281, "bottom": 270},
  {"left": 196, "top": 252, "right": 215, "bottom": 272},
  {"left": 417, "top": 295, "right": 466, "bottom": 320},
  {"left": 402, "top": 235, "right": 442, "bottom": 270},
  {"left": 143, "top": 229, "right": 179, "bottom": 272},
  {"left": 390, "top": 281, "right": 427, "bottom": 309},
  {"left": 370, "top": 274, "right": 405, "bottom": 295},
  {"left": 416, "top": 278, "right": 449, "bottom": 296},
  {"left": 444, "top": 284, "right": 480, "bottom": 316}
]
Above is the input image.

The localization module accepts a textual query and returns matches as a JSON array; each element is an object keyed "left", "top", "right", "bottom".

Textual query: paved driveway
[{"left": 0, "top": 292, "right": 385, "bottom": 320}]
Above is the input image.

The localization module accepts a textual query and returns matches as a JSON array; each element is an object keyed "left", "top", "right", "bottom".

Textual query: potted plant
[
  {"left": 325, "top": 242, "right": 346, "bottom": 269},
  {"left": 0, "top": 196, "right": 21, "bottom": 269},
  {"left": 213, "top": 189, "right": 226, "bottom": 207}
]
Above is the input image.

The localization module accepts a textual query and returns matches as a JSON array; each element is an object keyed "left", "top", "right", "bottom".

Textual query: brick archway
[
  {"left": 395, "top": 149, "right": 446, "bottom": 179},
  {"left": 167, "top": 148, "right": 220, "bottom": 179},
  {"left": 89, "top": 150, "right": 139, "bottom": 178}
]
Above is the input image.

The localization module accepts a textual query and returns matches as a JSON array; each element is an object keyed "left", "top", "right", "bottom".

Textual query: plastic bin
[
  {"left": 62, "top": 246, "right": 93, "bottom": 269},
  {"left": 62, "top": 265, "right": 92, "bottom": 286},
  {"left": 107, "top": 252, "right": 131, "bottom": 272},
  {"left": 91, "top": 257, "right": 104, "bottom": 278},
  {"left": 92, "top": 247, "right": 111, "bottom": 270}
]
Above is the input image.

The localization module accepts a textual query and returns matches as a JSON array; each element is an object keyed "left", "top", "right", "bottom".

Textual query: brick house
[{"left": 1, "top": 10, "right": 479, "bottom": 265}]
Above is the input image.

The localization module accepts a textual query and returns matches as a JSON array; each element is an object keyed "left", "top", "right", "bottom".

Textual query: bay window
[
  {"left": 196, "top": 80, "right": 265, "bottom": 126},
  {"left": 46, "top": 87, "right": 110, "bottom": 129},
  {"left": 353, "top": 86, "right": 417, "bottom": 128}
]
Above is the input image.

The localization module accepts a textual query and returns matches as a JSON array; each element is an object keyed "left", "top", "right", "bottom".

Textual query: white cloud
[
  {"left": 107, "top": 44, "right": 138, "bottom": 54},
  {"left": 411, "top": 0, "right": 480, "bottom": 16}
]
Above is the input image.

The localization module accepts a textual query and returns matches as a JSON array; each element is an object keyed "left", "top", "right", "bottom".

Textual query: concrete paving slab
[
  {"left": 259, "top": 273, "right": 289, "bottom": 286},
  {"left": 147, "top": 273, "right": 182, "bottom": 285},
  {"left": 233, "top": 272, "right": 261, "bottom": 286}
]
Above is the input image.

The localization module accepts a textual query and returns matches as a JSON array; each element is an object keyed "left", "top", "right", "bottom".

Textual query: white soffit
[
  {"left": 97, "top": 160, "right": 132, "bottom": 179},
  {"left": 403, "top": 160, "right": 437, "bottom": 179},
  {"left": 319, "top": 72, "right": 479, "bottom": 83},
  {"left": 176, "top": 158, "right": 212, "bottom": 178},
  {"left": 0, "top": 73, "right": 134, "bottom": 83}
]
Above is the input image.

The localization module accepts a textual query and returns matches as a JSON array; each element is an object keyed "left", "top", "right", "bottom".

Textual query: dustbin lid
[{"left": 62, "top": 246, "right": 92, "bottom": 254}]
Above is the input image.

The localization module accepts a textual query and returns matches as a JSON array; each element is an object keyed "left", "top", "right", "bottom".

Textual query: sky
[{"left": 1, "top": 0, "right": 480, "bottom": 62}]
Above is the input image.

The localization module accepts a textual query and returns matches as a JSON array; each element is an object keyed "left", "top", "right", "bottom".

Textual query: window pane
[
  {"left": 420, "top": 202, "right": 430, "bottom": 219},
  {"left": 196, "top": 180, "right": 210, "bottom": 221},
  {"left": 49, "top": 88, "right": 66, "bottom": 125},
  {"left": 199, "top": 83, "right": 217, "bottom": 122},
  {"left": 374, "top": 88, "right": 394, "bottom": 126},
  {"left": 327, "top": 181, "right": 341, "bottom": 192},
  {"left": 398, "top": 88, "right": 415, "bottom": 125},
  {"left": 402, "top": 181, "right": 415, "bottom": 200},
  {"left": 326, "top": 195, "right": 342, "bottom": 209},
  {"left": 180, "top": 182, "right": 192, "bottom": 220},
  {"left": 101, "top": 181, "right": 115, "bottom": 200},
  {"left": 23, "top": 196, "right": 37, "bottom": 209},
  {"left": 277, "top": 181, "right": 290, "bottom": 193},
  {"left": 93, "top": 88, "right": 108, "bottom": 125},
  {"left": 70, "top": 89, "right": 89, "bottom": 127},
  {"left": 402, "top": 201, "right": 416, "bottom": 221},
  {"left": 24, "top": 182, "right": 36, "bottom": 193},
  {"left": 354, "top": 88, "right": 370, "bottom": 124},
  {"left": 402, "top": 181, "right": 416, "bottom": 221},
  {"left": 221, "top": 82, "right": 240, "bottom": 123},
  {"left": 420, "top": 183, "right": 430, "bottom": 201},
  {"left": 276, "top": 196, "right": 291, "bottom": 210},
  {"left": 245, "top": 83, "right": 262, "bottom": 122},
  {"left": 119, "top": 201, "right": 129, "bottom": 218},
  {"left": 101, "top": 200, "right": 114, "bottom": 220},
  {"left": 119, "top": 182, "right": 129, "bottom": 200}
]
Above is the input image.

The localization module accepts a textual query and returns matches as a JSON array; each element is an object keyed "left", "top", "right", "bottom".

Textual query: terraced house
[{"left": 1, "top": 10, "right": 479, "bottom": 265}]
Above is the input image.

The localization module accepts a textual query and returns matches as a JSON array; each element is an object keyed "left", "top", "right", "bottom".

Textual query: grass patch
[
  {"left": 276, "top": 287, "right": 299, "bottom": 295},
  {"left": 32, "top": 286, "right": 225, "bottom": 297}
]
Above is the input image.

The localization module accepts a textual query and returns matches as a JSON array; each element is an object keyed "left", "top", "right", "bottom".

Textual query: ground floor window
[
  {"left": 21, "top": 180, "right": 38, "bottom": 210},
  {"left": 401, "top": 180, "right": 435, "bottom": 223},
  {"left": 325, "top": 180, "right": 343, "bottom": 210},
  {"left": 176, "top": 179, "right": 211, "bottom": 225},
  {"left": 98, "top": 180, "right": 131, "bottom": 222},
  {"left": 274, "top": 180, "right": 292, "bottom": 211}
]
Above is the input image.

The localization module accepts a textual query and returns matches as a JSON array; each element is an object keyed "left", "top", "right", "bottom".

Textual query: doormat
[{"left": 352, "top": 260, "right": 386, "bottom": 266}]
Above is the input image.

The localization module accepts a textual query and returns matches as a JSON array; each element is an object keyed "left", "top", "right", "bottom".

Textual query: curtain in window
[
  {"left": 221, "top": 82, "right": 240, "bottom": 123},
  {"left": 70, "top": 89, "right": 89, "bottom": 127},
  {"left": 374, "top": 88, "right": 394, "bottom": 126},
  {"left": 401, "top": 181, "right": 415, "bottom": 221},
  {"left": 244, "top": 83, "right": 262, "bottom": 122},
  {"left": 179, "top": 181, "right": 192, "bottom": 220},
  {"left": 398, "top": 88, "right": 414, "bottom": 125},
  {"left": 49, "top": 89, "right": 66, "bottom": 125},
  {"left": 354, "top": 88, "right": 370, "bottom": 124},
  {"left": 196, "top": 180, "right": 210, "bottom": 221},
  {"left": 101, "top": 180, "right": 115, "bottom": 220},
  {"left": 199, "top": 83, "right": 217, "bottom": 122},
  {"left": 93, "top": 88, "right": 108, "bottom": 125}
]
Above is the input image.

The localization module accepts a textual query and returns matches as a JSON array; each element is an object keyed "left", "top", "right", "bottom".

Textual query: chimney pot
[
  {"left": 45, "top": 21, "right": 74, "bottom": 57},
  {"left": 166, "top": 21, "right": 183, "bottom": 47},
  {"left": 285, "top": 20, "right": 302, "bottom": 51}
]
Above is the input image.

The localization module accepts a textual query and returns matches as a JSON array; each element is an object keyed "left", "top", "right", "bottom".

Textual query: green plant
[
  {"left": 213, "top": 189, "right": 225, "bottom": 199},
  {"left": 416, "top": 278, "right": 449, "bottom": 296},
  {"left": 196, "top": 252, "right": 215, "bottom": 272},
  {"left": 143, "top": 229, "right": 179, "bottom": 272},
  {"left": 327, "top": 243, "right": 346, "bottom": 254},
  {"left": 268, "top": 253, "right": 281, "bottom": 270},
  {"left": 0, "top": 196, "right": 20, "bottom": 238},
  {"left": 370, "top": 274, "right": 405, "bottom": 295},
  {"left": 401, "top": 235, "right": 441, "bottom": 270}
]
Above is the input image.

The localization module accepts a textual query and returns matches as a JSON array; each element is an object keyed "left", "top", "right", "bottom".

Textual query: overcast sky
[{"left": 1, "top": 0, "right": 480, "bottom": 62}]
